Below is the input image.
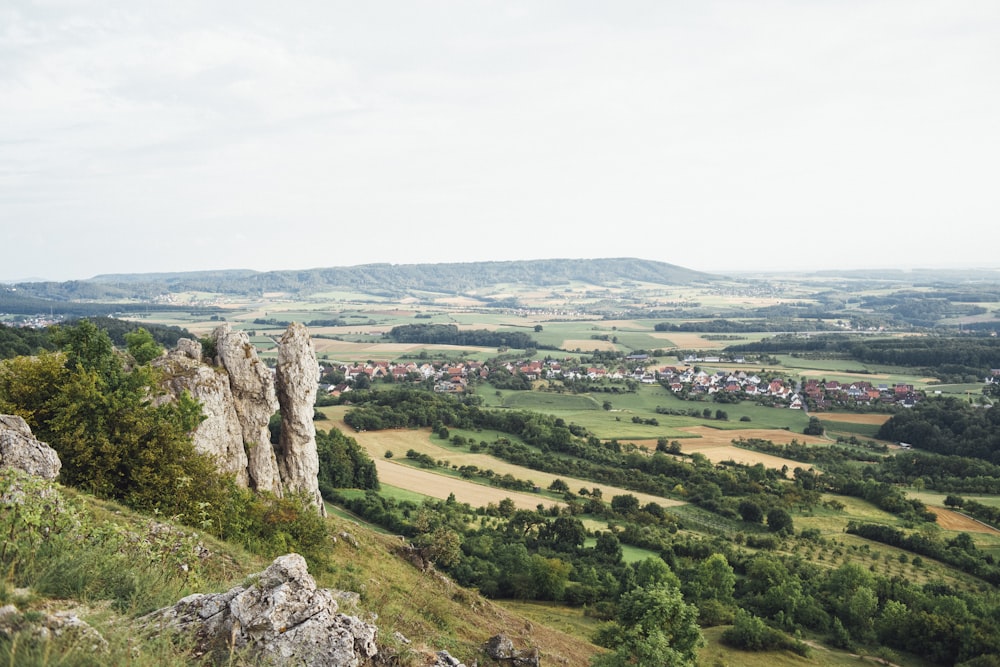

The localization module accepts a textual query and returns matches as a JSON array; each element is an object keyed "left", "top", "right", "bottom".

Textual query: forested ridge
[{"left": 11, "top": 258, "right": 714, "bottom": 300}]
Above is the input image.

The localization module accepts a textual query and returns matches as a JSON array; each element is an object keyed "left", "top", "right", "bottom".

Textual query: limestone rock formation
[
  {"left": 213, "top": 324, "right": 282, "bottom": 495},
  {"left": 157, "top": 323, "right": 329, "bottom": 513},
  {"left": 0, "top": 603, "right": 108, "bottom": 654},
  {"left": 483, "top": 634, "right": 541, "bottom": 667},
  {"left": 275, "top": 322, "right": 324, "bottom": 514},
  {"left": 141, "top": 553, "right": 377, "bottom": 666},
  {"left": 432, "top": 650, "right": 467, "bottom": 667},
  {"left": 154, "top": 343, "right": 250, "bottom": 485},
  {"left": 0, "top": 414, "right": 61, "bottom": 480}
]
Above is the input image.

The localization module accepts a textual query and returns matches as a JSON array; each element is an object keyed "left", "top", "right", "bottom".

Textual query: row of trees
[
  {"left": 388, "top": 323, "right": 543, "bottom": 350},
  {"left": 726, "top": 334, "right": 1000, "bottom": 382}
]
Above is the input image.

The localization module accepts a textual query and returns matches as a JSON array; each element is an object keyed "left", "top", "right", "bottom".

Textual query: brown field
[
  {"left": 798, "top": 369, "right": 890, "bottom": 380},
  {"left": 310, "top": 340, "right": 496, "bottom": 358},
  {"left": 649, "top": 332, "right": 728, "bottom": 350},
  {"left": 562, "top": 339, "right": 618, "bottom": 351},
  {"left": 434, "top": 296, "right": 486, "bottom": 306},
  {"left": 628, "top": 427, "right": 829, "bottom": 470},
  {"left": 928, "top": 507, "right": 1000, "bottom": 535},
  {"left": 336, "top": 420, "right": 685, "bottom": 510},
  {"left": 817, "top": 413, "right": 892, "bottom": 425},
  {"left": 678, "top": 426, "right": 828, "bottom": 447},
  {"left": 373, "top": 459, "right": 552, "bottom": 510}
]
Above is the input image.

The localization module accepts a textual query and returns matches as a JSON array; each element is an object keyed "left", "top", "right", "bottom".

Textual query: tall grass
[{"left": 0, "top": 469, "right": 241, "bottom": 665}]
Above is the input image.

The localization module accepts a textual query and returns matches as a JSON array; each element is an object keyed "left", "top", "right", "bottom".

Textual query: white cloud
[{"left": 1, "top": 0, "right": 998, "bottom": 280}]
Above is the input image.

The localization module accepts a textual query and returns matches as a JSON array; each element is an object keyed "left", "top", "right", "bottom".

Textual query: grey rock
[
  {"left": 175, "top": 337, "right": 203, "bottom": 360},
  {"left": 434, "top": 650, "right": 466, "bottom": 667},
  {"left": 154, "top": 347, "right": 249, "bottom": 485},
  {"left": 275, "top": 323, "right": 324, "bottom": 514},
  {"left": 0, "top": 603, "right": 108, "bottom": 653},
  {"left": 142, "top": 554, "right": 377, "bottom": 666},
  {"left": 0, "top": 414, "right": 61, "bottom": 480},
  {"left": 213, "top": 324, "right": 282, "bottom": 495},
  {"left": 483, "top": 634, "right": 540, "bottom": 667}
]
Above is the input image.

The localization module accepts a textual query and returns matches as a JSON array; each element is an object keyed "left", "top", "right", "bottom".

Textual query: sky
[{"left": 2, "top": 1, "right": 998, "bottom": 282}]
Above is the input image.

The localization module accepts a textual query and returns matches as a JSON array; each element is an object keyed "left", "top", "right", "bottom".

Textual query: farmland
[{"left": 48, "top": 260, "right": 998, "bottom": 666}]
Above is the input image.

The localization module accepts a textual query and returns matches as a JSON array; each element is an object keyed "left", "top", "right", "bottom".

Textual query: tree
[
  {"left": 767, "top": 508, "right": 794, "bottom": 535},
  {"left": 124, "top": 327, "right": 163, "bottom": 365},
  {"left": 611, "top": 494, "right": 640, "bottom": 516},
  {"left": 694, "top": 553, "right": 735, "bottom": 603},
  {"left": 414, "top": 527, "right": 462, "bottom": 568},
  {"left": 529, "top": 554, "right": 572, "bottom": 600},
  {"left": 633, "top": 557, "right": 681, "bottom": 589},
  {"left": 594, "top": 531, "right": 623, "bottom": 563},
  {"left": 540, "top": 516, "right": 586, "bottom": 551},
  {"left": 804, "top": 416, "right": 824, "bottom": 436},
  {"left": 722, "top": 608, "right": 770, "bottom": 650},
  {"left": 738, "top": 499, "right": 764, "bottom": 523},
  {"left": 594, "top": 583, "right": 704, "bottom": 667},
  {"left": 548, "top": 478, "right": 570, "bottom": 493}
]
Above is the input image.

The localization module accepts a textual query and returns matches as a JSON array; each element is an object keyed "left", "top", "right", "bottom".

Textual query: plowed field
[
  {"left": 625, "top": 428, "right": 829, "bottom": 470},
  {"left": 818, "top": 413, "right": 892, "bottom": 425},
  {"left": 339, "top": 420, "right": 685, "bottom": 510},
  {"left": 928, "top": 507, "right": 1000, "bottom": 535}
]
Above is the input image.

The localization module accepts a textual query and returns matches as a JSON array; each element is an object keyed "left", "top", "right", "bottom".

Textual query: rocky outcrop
[
  {"left": 483, "top": 634, "right": 541, "bottom": 667},
  {"left": 275, "top": 322, "right": 324, "bottom": 514},
  {"left": 0, "top": 603, "right": 108, "bottom": 654},
  {"left": 213, "top": 324, "right": 282, "bottom": 495},
  {"left": 154, "top": 343, "right": 250, "bottom": 485},
  {"left": 141, "top": 553, "right": 377, "bottom": 666},
  {"left": 158, "top": 323, "right": 328, "bottom": 512},
  {"left": 0, "top": 414, "right": 61, "bottom": 480}
]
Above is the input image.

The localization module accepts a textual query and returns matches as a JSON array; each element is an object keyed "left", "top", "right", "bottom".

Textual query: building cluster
[
  {"left": 800, "top": 379, "right": 920, "bottom": 410},
  {"left": 324, "top": 360, "right": 487, "bottom": 395},
  {"left": 322, "top": 357, "right": 924, "bottom": 410}
]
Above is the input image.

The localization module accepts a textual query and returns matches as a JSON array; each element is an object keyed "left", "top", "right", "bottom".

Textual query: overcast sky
[{"left": 2, "top": 1, "right": 998, "bottom": 282}]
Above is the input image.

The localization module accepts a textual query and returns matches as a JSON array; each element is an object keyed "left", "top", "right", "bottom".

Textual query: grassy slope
[{"left": 2, "top": 477, "right": 601, "bottom": 667}]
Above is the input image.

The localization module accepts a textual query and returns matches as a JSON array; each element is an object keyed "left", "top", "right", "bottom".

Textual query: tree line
[{"left": 388, "top": 323, "right": 546, "bottom": 350}]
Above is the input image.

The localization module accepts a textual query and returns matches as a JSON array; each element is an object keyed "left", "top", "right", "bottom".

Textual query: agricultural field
[
  {"left": 320, "top": 413, "right": 687, "bottom": 511},
  {"left": 95, "top": 263, "right": 1000, "bottom": 666}
]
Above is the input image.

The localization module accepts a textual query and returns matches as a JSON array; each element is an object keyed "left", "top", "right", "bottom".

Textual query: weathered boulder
[
  {"left": 0, "top": 603, "right": 108, "bottom": 654},
  {"left": 0, "top": 414, "right": 61, "bottom": 480},
  {"left": 483, "top": 634, "right": 541, "bottom": 667},
  {"left": 432, "top": 650, "right": 467, "bottom": 667},
  {"left": 213, "top": 324, "right": 282, "bottom": 495},
  {"left": 142, "top": 553, "right": 377, "bottom": 666},
  {"left": 275, "top": 323, "right": 324, "bottom": 514},
  {"left": 154, "top": 344, "right": 250, "bottom": 485}
]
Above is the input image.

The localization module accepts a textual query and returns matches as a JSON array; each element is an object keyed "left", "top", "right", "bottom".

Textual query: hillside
[
  {"left": 13, "top": 258, "right": 715, "bottom": 302},
  {"left": 0, "top": 466, "right": 601, "bottom": 666}
]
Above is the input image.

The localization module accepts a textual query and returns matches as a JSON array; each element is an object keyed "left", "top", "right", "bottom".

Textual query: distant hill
[{"left": 19, "top": 258, "right": 716, "bottom": 301}]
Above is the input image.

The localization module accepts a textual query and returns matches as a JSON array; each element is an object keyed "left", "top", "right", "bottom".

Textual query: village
[{"left": 321, "top": 356, "right": 923, "bottom": 411}]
